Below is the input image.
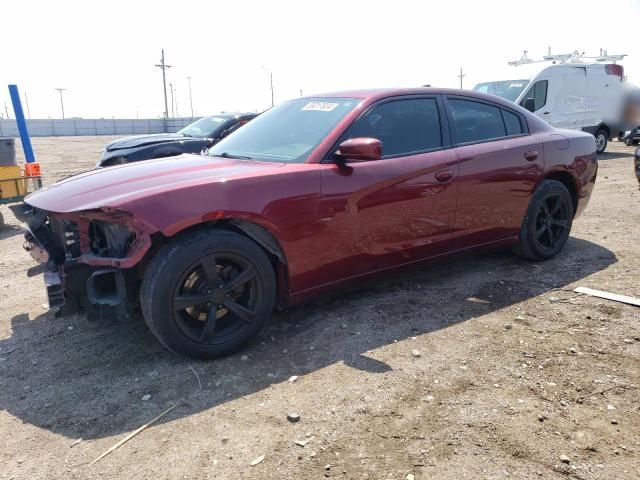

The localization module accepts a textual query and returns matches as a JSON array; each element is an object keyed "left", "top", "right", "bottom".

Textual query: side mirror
[
  {"left": 523, "top": 98, "right": 536, "bottom": 113},
  {"left": 335, "top": 137, "right": 382, "bottom": 162}
]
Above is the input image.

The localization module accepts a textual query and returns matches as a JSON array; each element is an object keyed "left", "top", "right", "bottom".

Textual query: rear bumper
[{"left": 574, "top": 152, "right": 598, "bottom": 219}]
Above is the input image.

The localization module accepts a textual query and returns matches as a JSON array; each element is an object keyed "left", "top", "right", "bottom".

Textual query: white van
[{"left": 474, "top": 62, "right": 627, "bottom": 153}]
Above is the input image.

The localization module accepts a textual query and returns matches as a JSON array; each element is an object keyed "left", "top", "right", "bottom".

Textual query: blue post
[{"left": 8, "top": 84, "right": 36, "bottom": 163}]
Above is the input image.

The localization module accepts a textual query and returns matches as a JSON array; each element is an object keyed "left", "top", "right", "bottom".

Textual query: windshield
[
  {"left": 178, "top": 116, "right": 227, "bottom": 138},
  {"left": 208, "top": 97, "right": 360, "bottom": 163},
  {"left": 473, "top": 80, "right": 530, "bottom": 102}
]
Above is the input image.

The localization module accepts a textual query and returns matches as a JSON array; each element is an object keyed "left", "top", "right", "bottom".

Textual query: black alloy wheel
[
  {"left": 512, "top": 179, "right": 574, "bottom": 260},
  {"left": 532, "top": 193, "right": 571, "bottom": 252},
  {"left": 141, "top": 229, "right": 276, "bottom": 358},
  {"left": 172, "top": 252, "right": 262, "bottom": 346}
]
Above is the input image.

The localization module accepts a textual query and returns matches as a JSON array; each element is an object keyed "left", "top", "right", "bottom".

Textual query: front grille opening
[{"left": 87, "top": 270, "right": 121, "bottom": 306}]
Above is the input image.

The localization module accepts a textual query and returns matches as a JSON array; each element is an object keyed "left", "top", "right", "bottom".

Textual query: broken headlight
[{"left": 89, "top": 221, "right": 134, "bottom": 258}]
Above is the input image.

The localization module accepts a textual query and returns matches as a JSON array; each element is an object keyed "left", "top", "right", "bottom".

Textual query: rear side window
[
  {"left": 448, "top": 99, "right": 506, "bottom": 143},
  {"left": 522, "top": 80, "right": 548, "bottom": 111},
  {"left": 502, "top": 109, "right": 524, "bottom": 136},
  {"left": 342, "top": 98, "right": 442, "bottom": 157}
]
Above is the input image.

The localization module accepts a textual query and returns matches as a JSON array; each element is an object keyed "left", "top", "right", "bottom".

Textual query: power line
[
  {"left": 155, "top": 49, "right": 172, "bottom": 120},
  {"left": 55, "top": 88, "right": 67, "bottom": 119}
]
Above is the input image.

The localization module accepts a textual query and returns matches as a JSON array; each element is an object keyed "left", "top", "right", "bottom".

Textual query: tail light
[{"left": 605, "top": 64, "right": 624, "bottom": 79}]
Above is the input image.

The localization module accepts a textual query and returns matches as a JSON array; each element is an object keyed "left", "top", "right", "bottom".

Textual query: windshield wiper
[
  {"left": 216, "top": 152, "right": 253, "bottom": 160},
  {"left": 181, "top": 133, "right": 193, "bottom": 137}
]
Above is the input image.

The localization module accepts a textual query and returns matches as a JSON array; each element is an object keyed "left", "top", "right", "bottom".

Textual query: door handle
[
  {"left": 435, "top": 169, "right": 454, "bottom": 182},
  {"left": 524, "top": 150, "right": 539, "bottom": 161},
  {"left": 542, "top": 111, "right": 551, "bottom": 115}
]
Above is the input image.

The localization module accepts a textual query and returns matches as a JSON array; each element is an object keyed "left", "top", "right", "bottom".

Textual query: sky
[{"left": 1, "top": 0, "right": 638, "bottom": 119}]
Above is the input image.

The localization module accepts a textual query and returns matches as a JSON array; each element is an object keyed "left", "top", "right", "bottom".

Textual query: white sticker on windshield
[
  {"left": 302, "top": 102, "right": 339, "bottom": 112},
  {"left": 509, "top": 83, "right": 524, "bottom": 88}
]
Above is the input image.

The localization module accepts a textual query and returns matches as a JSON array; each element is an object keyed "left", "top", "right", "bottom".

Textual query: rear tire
[
  {"left": 595, "top": 129, "right": 608, "bottom": 154},
  {"left": 140, "top": 229, "right": 276, "bottom": 359},
  {"left": 512, "top": 180, "right": 574, "bottom": 261}
]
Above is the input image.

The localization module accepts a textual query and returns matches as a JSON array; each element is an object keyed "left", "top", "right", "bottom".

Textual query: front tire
[
  {"left": 595, "top": 129, "right": 608, "bottom": 154},
  {"left": 140, "top": 229, "right": 276, "bottom": 358},
  {"left": 512, "top": 180, "right": 574, "bottom": 261}
]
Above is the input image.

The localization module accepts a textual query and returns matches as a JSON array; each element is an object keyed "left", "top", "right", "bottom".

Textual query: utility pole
[
  {"left": 4, "top": 102, "right": 9, "bottom": 119},
  {"left": 458, "top": 68, "right": 466, "bottom": 90},
  {"left": 187, "top": 76, "right": 194, "bottom": 118},
  {"left": 169, "top": 83, "right": 175, "bottom": 118},
  {"left": 24, "top": 91, "right": 31, "bottom": 119},
  {"left": 55, "top": 88, "right": 67, "bottom": 119},
  {"left": 269, "top": 71, "right": 274, "bottom": 107},
  {"left": 261, "top": 66, "right": 275, "bottom": 107},
  {"left": 155, "top": 49, "right": 172, "bottom": 120},
  {"left": 174, "top": 86, "right": 179, "bottom": 118},
  {"left": 299, "top": 88, "right": 303, "bottom": 97}
]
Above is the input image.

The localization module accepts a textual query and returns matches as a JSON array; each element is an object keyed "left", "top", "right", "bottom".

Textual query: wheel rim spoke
[
  {"left": 545, "top": 225, "right": 555, "bottom": 244},
  {"left": 541, "top": 201, "right": 551, "bottom": 218},
  {"left": 224, "top": 298, "right": 256, "bottom": 324},
  {"left": 199, "top": 304, "right": 219, "bottom": 343},
  {"left": 223, "top": 266, "right": 257, "bottom": 293},
  {"left": 200, "top": 255, "right": 219, "bottom": 286},
  {"left": 534, "top": 192, "right": 572, "bottom": 249},
  {"left": 549, "top": 198, "right": 561, "bottom": 215},
  {"left": 174, "top": 293, "right": 211, "bottom": 311}
]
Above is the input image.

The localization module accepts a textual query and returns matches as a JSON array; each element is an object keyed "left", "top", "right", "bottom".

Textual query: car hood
[
  {"left": 105, "top": 133, "right": 198, "bottom": 150},
  {"left": 25, "top": 154, "right": 286, "bottom": 213}
]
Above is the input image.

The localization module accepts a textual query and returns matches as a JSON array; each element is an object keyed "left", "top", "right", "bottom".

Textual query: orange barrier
[{"left": 24, "top": 162, "right": 41, "bottom": 177}]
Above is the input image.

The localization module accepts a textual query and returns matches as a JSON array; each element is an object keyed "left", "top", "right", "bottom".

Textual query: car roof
[
  {"left": 204, "top": 113, "right": 258, "bottom": 121},
  {"left": 307, "top": 87, "right": 524, "bottom": 110}
]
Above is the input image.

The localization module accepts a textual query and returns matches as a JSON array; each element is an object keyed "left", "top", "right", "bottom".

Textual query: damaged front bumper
[{"left": 23, "top": 207, "right": 154, "bottom": 319}]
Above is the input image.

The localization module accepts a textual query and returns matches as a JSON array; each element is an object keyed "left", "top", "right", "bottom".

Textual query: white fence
[{"left": 0, "top": 117, "right": 197, "bottom": 137}]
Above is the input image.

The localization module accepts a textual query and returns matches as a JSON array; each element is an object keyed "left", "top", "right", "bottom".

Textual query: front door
[{"left": 317, "top": 96, "right": 459, "bottom": 282}]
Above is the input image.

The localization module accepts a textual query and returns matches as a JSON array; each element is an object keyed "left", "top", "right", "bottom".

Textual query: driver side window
[
  {"left": 521, "top": 80, "right": 548, "bottom": 111},
  {"left": 341, "top": 98, "right": 442, "bottom": 157}
]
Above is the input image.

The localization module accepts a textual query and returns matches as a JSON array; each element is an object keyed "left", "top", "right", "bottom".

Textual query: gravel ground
[{"left": 0, "top": 137, "right": 639, "bottom": 480}]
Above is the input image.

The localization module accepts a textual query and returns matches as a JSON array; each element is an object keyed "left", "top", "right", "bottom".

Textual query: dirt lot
[{"left": 1, "top": 137, "right": 639, "bottom": 480}]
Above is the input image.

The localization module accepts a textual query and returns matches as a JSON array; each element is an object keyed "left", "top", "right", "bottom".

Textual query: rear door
[
  {"left": 444, "top": 96, "right": 544, "bottom": 248},
  {"left": 318, "top": 96, "right": 459, "bottom": 280}
]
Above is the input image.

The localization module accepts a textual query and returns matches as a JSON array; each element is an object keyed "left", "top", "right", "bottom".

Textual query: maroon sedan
[{"left": 23, "top": 88, "right": 597, "bottom": 358}]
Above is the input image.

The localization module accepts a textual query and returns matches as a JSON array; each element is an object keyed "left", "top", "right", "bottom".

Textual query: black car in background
[{"left": 97, "top": 113, "right": 258, "bottom": 167}]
